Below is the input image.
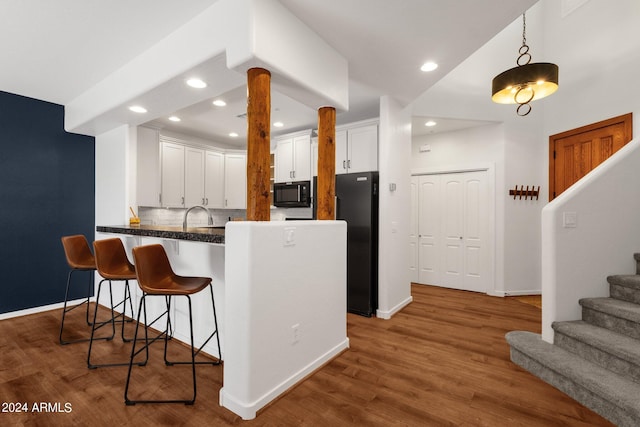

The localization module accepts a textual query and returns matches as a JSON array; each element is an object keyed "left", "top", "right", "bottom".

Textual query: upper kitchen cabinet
[
  {"left": 160, "top": 137, "right": 186, "bottom": 207},
  {"left": 224, "top": 152, "right": 246, "bottom": 209},
  {"left": 335, "top": 120, "right": 378, "bottom": 175},
  {"left": 157, "top": 134, "right": 241, "bottom": 209},
  {"left": 184, "top": 146, "right": 206, "bottom": 207},
  {"left": 274, "top": 130, "right": 312, "bottom": 183},
  {"left": 205, "top": 150, "right": 225, "bottom": 209},
  {"left": 137, "top": 127, "right": 161, "bottom": 207}
]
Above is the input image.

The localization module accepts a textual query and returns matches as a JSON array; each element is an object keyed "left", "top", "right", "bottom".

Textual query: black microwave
[{"left": 273, "top": 181, "right": 311, "bottom": 207}]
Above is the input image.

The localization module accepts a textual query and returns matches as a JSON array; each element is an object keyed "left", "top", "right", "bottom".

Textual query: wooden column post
[
  {"left": 317, "top": 106, "right": 336, "bottom": 220},
  {"left": 246, "top": 68, "right": 271, "bottom": 221}
]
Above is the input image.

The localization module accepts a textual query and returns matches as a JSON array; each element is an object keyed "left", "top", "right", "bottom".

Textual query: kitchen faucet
[{"left": 182, "top": 205, "right": 213, "bottom": 231}]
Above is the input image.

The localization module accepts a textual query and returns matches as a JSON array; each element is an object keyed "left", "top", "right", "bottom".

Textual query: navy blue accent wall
[{"left": 0, "top": 91, "right": 95, "bottom": 314}]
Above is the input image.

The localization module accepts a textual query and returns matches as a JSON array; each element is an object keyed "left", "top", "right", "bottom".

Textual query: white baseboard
[
  {"left": 0, "top": 298, "right": 89, "bottom": 321},
  {"left": 219, "top": 338, "right": 350, "bottom": 420},
  {"left": 376, "top": 295, "right": 413, "bottom": 319}
]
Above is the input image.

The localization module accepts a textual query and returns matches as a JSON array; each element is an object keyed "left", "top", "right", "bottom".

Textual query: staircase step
[
  {"left": 552, "top": 320, "right": 640, "bottom": 383},
  {"left": 608, "top": 275, "right": 640, "bottom": 304},
  {"left": 506, "top": 330, "right": 640, "bottom": 427},
  {"left": 580, "top": 297, "right": 640, "bottom": 339}
]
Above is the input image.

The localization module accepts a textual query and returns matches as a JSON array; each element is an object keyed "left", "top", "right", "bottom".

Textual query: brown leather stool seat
[
  {"left": 59, "top": 235, "right": 98, "bottom": 345},
  {"left": 88, "top": 238, "right": 141, "bottom": 369},
  {"left": 124, "top": 244, "right": 221, "bottom": 405}
]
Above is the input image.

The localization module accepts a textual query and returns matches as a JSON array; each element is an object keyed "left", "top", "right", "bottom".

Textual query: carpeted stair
[{"left": 506, "top": 253, "right": 640, "bottom": 427}]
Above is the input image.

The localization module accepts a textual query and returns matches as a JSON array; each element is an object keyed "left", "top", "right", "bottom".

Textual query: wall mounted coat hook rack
[{"left": 509, "top": 185, "right": 540, "bottom": 200}]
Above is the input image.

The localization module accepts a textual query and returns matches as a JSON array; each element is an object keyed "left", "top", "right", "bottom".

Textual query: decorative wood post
[
  {"left": 317, "top": 106, "right": 336, "bottom": 220},
  {"left": 246, "top": 68, "right": 271, "bottom": 221}
]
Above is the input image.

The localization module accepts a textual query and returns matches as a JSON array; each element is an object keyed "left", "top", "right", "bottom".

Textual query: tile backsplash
[{"left": 138, "top": 206, "right": 312, "bottom": 226}]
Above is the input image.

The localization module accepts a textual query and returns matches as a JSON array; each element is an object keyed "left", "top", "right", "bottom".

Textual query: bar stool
[
  {"left": 59, "top": 235, "right": 98, "bottom": 345},
  {"left": 88, "top": 238, "right": 139, "bottom": 369},
  {"left": 125, "top": 244, "right": 221, "bottom": 405}
]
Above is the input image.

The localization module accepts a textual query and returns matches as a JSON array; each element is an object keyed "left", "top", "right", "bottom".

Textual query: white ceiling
[{"left": 0, "top": 0, "right": 537, "bottom": 146}]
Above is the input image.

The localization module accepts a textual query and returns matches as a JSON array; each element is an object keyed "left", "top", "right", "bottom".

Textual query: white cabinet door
[
  {"left": 205, "top": 151, "right": 225, "bottom": 209},
  {"left": 311, "top": 139, "right": 318, "bottom": 177},
  {"left": 335, "top": 130, "right": 348, "bottom": 175},
  {"left": 184, "top": 147, "right": 205, "bottom": 207},
  {"left": 274, "top": 132, "right": 311, "bottom": 182},
  {"left": 275, "top": 138, "right": 294, "bottom": 183},
  {"left": 347, "top": 124, "right": 378, "bottom": 173},
  {"left": 137, "top": 127, "right": 160, "bottom": 207},
  {"left": 161, "top": 141, "right": 185, "bottom": 207},
  {"left": 224, "top": 153, "right": 246, "bottom": 209},
  {"left": 292, "top": 134, "right": 311, "bottom": 181}
]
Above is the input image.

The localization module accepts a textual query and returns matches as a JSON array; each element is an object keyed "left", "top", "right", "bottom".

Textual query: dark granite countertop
[{"left": 96, "top": 224, "right": 225, "bottom": 244}]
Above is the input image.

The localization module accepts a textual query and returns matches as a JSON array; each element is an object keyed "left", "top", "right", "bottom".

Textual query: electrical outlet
[{"left": 291, "top": 323, "right": 300, "bottom": 344}]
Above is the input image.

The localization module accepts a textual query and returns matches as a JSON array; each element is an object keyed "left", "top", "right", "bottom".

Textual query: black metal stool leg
[
  {"left": 164, "top": 284, "right": 222, "bottom": 366},
  {"left": 60, "top": 269, "right": 96, "bottom": 345}
]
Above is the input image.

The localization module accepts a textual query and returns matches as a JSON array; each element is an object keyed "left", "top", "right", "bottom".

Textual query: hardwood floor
[{"left": 0, "top": 284, "right": 613, "bottom": 426}]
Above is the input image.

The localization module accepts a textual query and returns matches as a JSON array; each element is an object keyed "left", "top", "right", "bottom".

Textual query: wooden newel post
[
  {"left": 317, "top": 106, "right": 336, "bottom": 220},
  {"left": 246, "top": 68, "right": 271, "bottom": 221}
]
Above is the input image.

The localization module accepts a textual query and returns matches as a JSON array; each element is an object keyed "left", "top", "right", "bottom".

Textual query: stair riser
[
  {"left": 510, "top": 347, "right": 636, "bottom": 427},
  {"left": 582, "top": 307, "right": 640, "bottom": 340},
  {"left": 610, "top": 283, "right": 640, "bottom": 305},
  {"left": 554, "top": 332, "right": 640, "bottom": 383}
]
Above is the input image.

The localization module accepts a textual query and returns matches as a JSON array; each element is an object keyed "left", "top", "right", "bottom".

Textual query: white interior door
[
  {"left": 409, "top": 176, "right": 419, "bottom": 282},
  {"left": 417, "top": 175, "right": 440, "bottom": 285},
  {"left": 414, "top": 170, "right": 490, "bottom": 293}
]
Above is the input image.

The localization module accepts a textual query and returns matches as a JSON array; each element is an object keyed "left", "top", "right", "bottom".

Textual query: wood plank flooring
[{"left": 0, "top": 284, "right": 613, "bottom": 426}]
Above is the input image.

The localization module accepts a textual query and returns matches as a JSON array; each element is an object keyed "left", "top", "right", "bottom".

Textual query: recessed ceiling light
[
  {"left": 425, "top": 120, "right": 437, "bottom": 127},
  {"left": 229, "top": 132, "right": 239, "bottom": 138},
  {"left": 420, "top": 61, "right": 438, "bottom": 72},
  {"left": 168, "top": 116, "right": 181, "bottom": 122},
  {"left": 212, "top": 99, "right": 227, "bottom": 107},
  {"left": 186, "top": 78, "right": 207, "bottom": 89},
  {"left": 273, "top": 121, "right": 284, "bottom": 128},
  {"left": 128, "top": 105, "right": 147, "bottom": 113}
]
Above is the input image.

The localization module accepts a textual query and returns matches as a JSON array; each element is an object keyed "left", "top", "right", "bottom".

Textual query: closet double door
[{"left": 411, "top": 171, "right": 490, "bottom": 293}]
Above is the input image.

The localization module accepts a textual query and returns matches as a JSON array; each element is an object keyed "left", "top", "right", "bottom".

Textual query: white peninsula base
[{"left": 220, "top": 220, "right": 349, "bottom": 420}]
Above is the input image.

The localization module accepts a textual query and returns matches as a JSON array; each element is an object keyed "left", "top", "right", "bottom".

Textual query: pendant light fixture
[{"left": 491, "top": 13, "right": 558, "bottom": 116}]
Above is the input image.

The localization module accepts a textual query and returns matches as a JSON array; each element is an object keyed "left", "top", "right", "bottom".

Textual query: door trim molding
[{"left": 411, "top": 162, "right": 493, "bottom": 176}]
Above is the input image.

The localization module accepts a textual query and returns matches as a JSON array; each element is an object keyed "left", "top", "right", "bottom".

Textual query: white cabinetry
[
  {"left": 205, "top": 151, "right": 225, "bottom": 208},
  {"left": 224, "top": 153, "right": 247, "bottom": 209},
  {"left": 274, "top": 131, "right": 311, "bottom": 183},
  {"left": 160, "top": 139, "right": 186, "bottom": 207},
  {"left": 137, "top": 127, "right": 161, "bottom": 207},
  {"left": 184, "top": 146, "right": 205, "bottom": 207},
  {"left": 335, "top": 121, "right": 378, "bottom": 174},
  {"left": 147, "top": 132, "right": 246, "bottom": 210}
]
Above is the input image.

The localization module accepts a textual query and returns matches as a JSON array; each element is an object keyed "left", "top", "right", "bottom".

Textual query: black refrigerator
[{"left": 313, "top": 172, "right": 378, "bottom": 316}]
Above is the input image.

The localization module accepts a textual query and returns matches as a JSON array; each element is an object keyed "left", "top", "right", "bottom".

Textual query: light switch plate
[
  {"left": 283, "top": 227, "right": 296, "bottom": 246},
  {"left": 563, "top": 211, "right": 577, "bottom": 228}
]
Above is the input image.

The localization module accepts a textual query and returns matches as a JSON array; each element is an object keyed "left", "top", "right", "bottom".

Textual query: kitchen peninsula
[{"left": 96, "top": 220, "right": 348, "bottom": 420}]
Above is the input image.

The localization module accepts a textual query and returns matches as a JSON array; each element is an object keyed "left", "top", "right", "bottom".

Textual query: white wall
[
  {"left": 541, "top": 0, "right": 640, "bottom": 138},
  {"left": 542, "top": 139, "right": 640, "bottom": 341},
  {"left": 537, "top": 0, "right": 640, "bottom": 341},
  {"left": 377, "top": 96, "right": 413, "bottom": 317},
  {"left": 95, "top": 125, "right": 133, "bottom": 227},
  {"left": 221, "top": 221, "right": 348, "bottom": 419}
]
